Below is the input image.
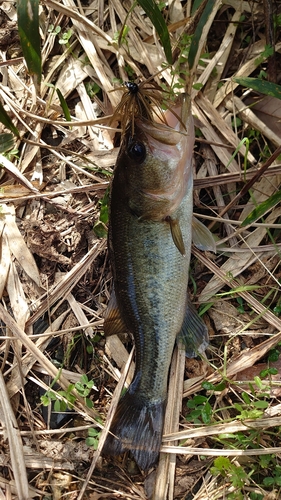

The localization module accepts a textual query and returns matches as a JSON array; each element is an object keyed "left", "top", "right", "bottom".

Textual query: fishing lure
[{"left": 110, "top": 79, "right": 169, "bottom": 135}]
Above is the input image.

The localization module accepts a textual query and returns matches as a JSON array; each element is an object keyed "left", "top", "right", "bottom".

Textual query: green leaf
[
  {"left": 56, "top": 89, "right": 71, "bottom": 122},
  {"left": 188, "top": 0, "right": 215, "bottom": 70},
  {"left": 268, "top": 367, "right": 278, "bottom": 375},
  {"left": 80, "top": 374, "right": 88, "bottom": 385},
  {"left": 86, "top": 437, "right": 99, "bottom": 449},
  {"left": 259, "top": 454, "right": 272, "bottom": 468},
  {"left": 86, "top": 344, "right": 93, "bottom": 354},
  {"left": 201, "top": 401, "right": 212, "bottom": 424},
  {"left": 216, "top": 285, "right": 259, "bottom": 295},
  {"left": 136, "top": 0, "right": 172, "bottom": 64},
  {"left": 17, "top": 0, "right": 41, "bottom": 90},
  {"left": 259, "top": 369, "right": 269, "bottom": 379},
  {"left": 214, "top": 381, "right": 226, "bottom": 391},
  {"left": 268, "top": 348, "right": 280, "bottom": 362},
  {"left": 241, "top": 189, "right": 281, "bottom": 226},
  {"left": 260, "top": 367, "right": 278, "bottom": 378},
  {"left": 263, "top": 477, "right": 275, "bottom": 487},
  {"left": 213, "top": 456, "right": 232, "bottom": 473},
  {"left": 88, "top": 428, "right": 100, "bottom": 437},
  {"left": 40, "top": 394, "right": 51, "bottom": 406},
  {"left": 190, "top": 409, "right": 203, "bottom": 418},
  {"left": 54, "top": 399, "right": 66, "bottom": 412},
  {"left": 202, "top": 381, "right": 226, "bottom": 391},
  {"left": 192, "top": 82, "right": 204, "bottom": 90},
  {"left": 0, "top": 102, "right": 19, "bottom": 137},
  {"left": 234, "top": 77, "right": 281, "bottom": 100},
  {"left": 86, "top": 398, "right": 93, "bottom": 409},
  {"left": 233, "top": 403, "right": 243, "bottom": 412},
  {"left": 191, "top": 0, "right": 205, "bottom": 15},
  {"left": 275, "top": 476, "right": 281, "bottom": 486},
  {"left": 218, "top": 433, "right": 237, "bottom": 439},
  {"left": 99, "top": 190, "right": 109, "bottom": 224},
  {"left": 241, "top": 391, "right": 251, "bottom": 405},
  {"left": 93, "top": 221, "right": 107, "bottom": 238},
  {"left": 0, "top": 133, "right": 15, "bottom": 153},
  {"left": 64, "top": 384, "right": 75, "bottom": 394},
  {"left": 231, "top": 465, "right": 248, "bottom": 488},
  {"left": 253, "top": 400, "right": 268, "bottom": 409},
  {"left": 187, "top": 395, "right": 207, "bottom": 408}
]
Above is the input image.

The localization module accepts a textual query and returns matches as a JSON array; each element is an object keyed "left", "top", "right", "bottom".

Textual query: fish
[{"left": 102, "top": 96, "right": 210, "bottom": 471}]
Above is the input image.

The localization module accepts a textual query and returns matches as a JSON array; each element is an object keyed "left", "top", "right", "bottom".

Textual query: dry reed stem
[
  {"left": 153, "top": 347, "right": 186, "bottom": 500},
  {"left": 0, "top": 370, "right": 29, "bottom": 499}
]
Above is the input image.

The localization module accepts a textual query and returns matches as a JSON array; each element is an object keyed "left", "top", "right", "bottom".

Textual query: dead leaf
[
  {"left": 3, "top": 204, "right": 41, "bottom": 287},
  {"left": 245, "top": 95, "right": 281, "bottom": 138},
  {"left": 6, "top": 259, "right": 29, "bottom": 329},
  {"left": 0, "top": 230, "right": 10, "bottom": 299}
]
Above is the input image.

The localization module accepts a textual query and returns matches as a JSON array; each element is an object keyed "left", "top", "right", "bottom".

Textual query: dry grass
[{"left": 0, "top": 0, "right": 281, "bottom": 498}]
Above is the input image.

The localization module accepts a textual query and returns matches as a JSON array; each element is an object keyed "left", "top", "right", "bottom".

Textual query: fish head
[{"left": 115, "top": 109, "right": 195, "bottom": 221}]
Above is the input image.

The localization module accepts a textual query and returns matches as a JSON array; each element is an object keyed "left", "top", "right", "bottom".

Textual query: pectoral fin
[
  {"left": 192, "top": 217, "right": 216, "bottom": 253},
  {"left": 177, "top": 295, "right": 209, "bottom": 358},
  {"left": 166, "top": 216, "right": 186, "bottom": 256},
  {"left": 103, "top": 288, "right": 127, "bottom": 336}
]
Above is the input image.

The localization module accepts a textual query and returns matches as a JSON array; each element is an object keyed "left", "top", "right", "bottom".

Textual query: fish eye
[
  {"left": 124, "top": 81, "right": 139, "bottom": 94},
  {"left": 128, "top": 141, "right": 146, "bottom": 163}
]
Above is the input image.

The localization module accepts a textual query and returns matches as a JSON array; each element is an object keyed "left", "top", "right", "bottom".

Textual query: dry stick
[
  {"left": 193, "top": 164, "right": 281, "bottom": 189},
  {"left": 263, "top": 0, "right": 276, "bottom": 83},
  {"left": 2, "top": 166, "right": 281, "bottom": 205},
  {"left": 209, "top": 145, "right": 281, "bottom": 228},
  {"left": 77, "top": 348, "right": 135, "bottom": 500},
  {"left": 183, "top": 248, "right": 281, "bottom": 398},
  {"left": 0, "top": 304, "right": 98, "bottom": 419},
  {"left": 42, "top": 0, "right": 113, "bottom": 45},
  {"left": 193, "top": 247, "right": 281, "bottom": 330},
  {"left": 17, "top": 424, "right": 93, "bottom": 436},
  {"left": 0, "top": 370, "right": 30, "bottom": 500},
  {"left": 183, "top": 328, "right": 281, "bottom": 399},
  {"left": 153, "top": 346, "right": 186, "bottom": 500},
  {"left": 7, "top": 167, "right": 277, "bottom": 209},
  {"left": 26, "top": 239, "right": 106, "bottom": 327},
  {"left": 195, "top": 93, "right": 255, "bottom": 163},
  {"left": 162, "top": 446, "right": 281, "bottom": 457},
  {"left": 163, "top": 415, "right": 281, "bottom": 443},
  {"left": 0, "top": 57, "right": 24, "bottom": 67}
]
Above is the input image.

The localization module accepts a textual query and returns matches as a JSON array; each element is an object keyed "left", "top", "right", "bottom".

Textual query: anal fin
[
  {"left": 103, "top": 288, "right": 127, "bottom": 336},
  {"left": 177, "top": 295, "right": 209, "bottom": 358}
]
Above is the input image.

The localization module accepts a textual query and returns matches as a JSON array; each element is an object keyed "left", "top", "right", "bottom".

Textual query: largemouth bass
[{"left": 102, "top": 99, "right": 209, "bottom": 470}]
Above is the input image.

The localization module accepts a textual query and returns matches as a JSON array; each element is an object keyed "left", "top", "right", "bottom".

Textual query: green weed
[
  {"left": 211, "top": 456, "right": 249, "bottom": 499},
  {"left": 41, "top": 374, "right": 95, "bottom": 411},
  {"left": 93, "top": 188, "right": 110, "bottom": 238},
  {"left": 86, "top": 428, "right": 101, "bottom": 450},
  {"left": 187, "top": 370, "right": 281, "bottom": 498}
]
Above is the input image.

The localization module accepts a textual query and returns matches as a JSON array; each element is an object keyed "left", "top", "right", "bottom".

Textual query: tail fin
[{"left": 102, "top": 392, "right": 165, "bottom": 471}]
